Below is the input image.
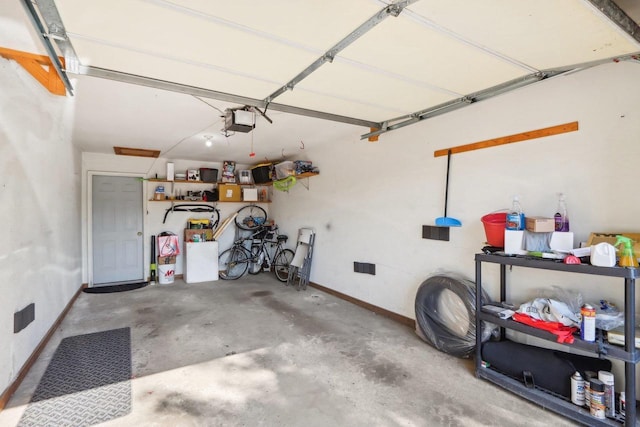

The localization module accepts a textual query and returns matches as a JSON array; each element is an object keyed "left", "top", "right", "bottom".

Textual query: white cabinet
[{"left": 184, "top": 241, "right": 218, "bottom": 283}]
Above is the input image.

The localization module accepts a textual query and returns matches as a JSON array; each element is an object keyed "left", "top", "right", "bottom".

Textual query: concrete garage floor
[{"left": 0, "top": 275, "right": 574, "bottom": 426}]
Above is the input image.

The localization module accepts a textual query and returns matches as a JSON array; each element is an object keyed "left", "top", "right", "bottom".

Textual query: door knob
[{"left": 137, "top": 231, "right": 143, "bottom": 236}]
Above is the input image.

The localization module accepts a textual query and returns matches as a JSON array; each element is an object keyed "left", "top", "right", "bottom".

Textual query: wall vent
[
  {"left": 14, "top": 303, "right": 35, "bottom": 333},
  {"left": 354, "top": 262, "right": 376, "bottom": 275}
]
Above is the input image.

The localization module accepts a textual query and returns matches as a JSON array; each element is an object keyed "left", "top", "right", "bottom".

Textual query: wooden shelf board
[
  {"left": 148, "top": 172, "right": 318, "bottom": 185},
  {"left": 148, "top": 199, "right": 270, "bottom": 203}
]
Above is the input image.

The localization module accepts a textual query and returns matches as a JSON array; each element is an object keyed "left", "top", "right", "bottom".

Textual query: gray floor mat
[{"left": 18, "top": 327, "right": 132, "bottom": 427}]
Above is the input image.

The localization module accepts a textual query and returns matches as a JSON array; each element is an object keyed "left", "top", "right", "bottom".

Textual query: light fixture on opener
[{"left": 204, "top": 135, "right": 213, "bottom": 147}]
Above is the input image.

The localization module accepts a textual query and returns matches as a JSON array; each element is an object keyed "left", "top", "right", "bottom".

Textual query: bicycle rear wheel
[
  {"left": 235, "top": 205, "right": 267, "bottom": 230},
  {"left": 247, "top": 244, "right": 263, "bottom": 275},
  {"left": 273, "top": 248, "right": 295, "bottom": 282},
  {"left": 218, "top": 246, "right": 250, "bottom": 280}
]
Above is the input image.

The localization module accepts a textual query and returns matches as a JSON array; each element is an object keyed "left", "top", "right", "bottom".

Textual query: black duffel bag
[
  {"left": 482, "top": 339, "right": 611, "bottom": 398},
  {"left": 203, "top": 189, "right": 218, "bottom": 201}
]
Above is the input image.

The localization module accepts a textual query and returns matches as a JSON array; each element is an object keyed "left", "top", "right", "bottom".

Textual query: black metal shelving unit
[{"left": 475, "top": 253, "right": 639, "bottom": 426}]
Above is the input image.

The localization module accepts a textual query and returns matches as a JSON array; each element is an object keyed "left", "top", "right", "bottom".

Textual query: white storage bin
[{"left": 243, "top": 188, "right": 258, "bottom": 201}]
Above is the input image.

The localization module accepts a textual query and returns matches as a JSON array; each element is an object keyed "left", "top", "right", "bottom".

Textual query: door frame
[{"left": 87, "top": 171, "right": 148, "bottom": 287}]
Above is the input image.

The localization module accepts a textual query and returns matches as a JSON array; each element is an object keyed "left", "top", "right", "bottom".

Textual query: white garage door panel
[
  {"left": 174, "top": 0, "right": 382, "bottom": 51},
  {"left": 408, "top": 0, "right": 640, "bottom": 69},
  {"left": 69, "top": 38, "right": 281, "bottom": 99},
  {"left": 292, "top": 61, "right": 460, "bottom": 114},
  {"left": 57, "top": 0, "right": 319, "bottom": 83},
  {"left": 341, "top": 14, "right": 532, "bottom": 95}
]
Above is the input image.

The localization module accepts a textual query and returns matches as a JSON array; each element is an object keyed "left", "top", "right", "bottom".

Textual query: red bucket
[{"left": 481, "top": 212, "right": 507, "bottom": 247}]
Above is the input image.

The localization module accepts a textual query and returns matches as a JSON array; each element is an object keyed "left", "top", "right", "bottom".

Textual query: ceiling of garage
[{"left": 6, "top": 0, "right": 640, "bottom": 163}]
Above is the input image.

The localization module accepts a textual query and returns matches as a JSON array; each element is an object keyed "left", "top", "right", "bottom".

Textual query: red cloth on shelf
[{"left": 512, "top": 312, "right": 578, "bottom": 344}]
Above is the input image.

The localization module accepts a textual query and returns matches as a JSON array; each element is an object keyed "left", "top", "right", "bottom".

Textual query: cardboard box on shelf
[
  {"left": 587, "top": 233, "right": 640, "bottom": 260},
  {"left": 157, "top": 255, "right": 176, "bottom": 265},
  {"left": 505, "top": 230, "right": 574, "bottom": 255},
  {"left": 185, "top": 229, "right": 214, "bottom": 242},
  {"left": 525, "top": 216, "right": 555, "bottom": 233},
  {"left": 187, "top": 169, "right": 200, "bottom": 181},
  {"left": 219, "top": 183, "right": 242, "bottom": 202}
]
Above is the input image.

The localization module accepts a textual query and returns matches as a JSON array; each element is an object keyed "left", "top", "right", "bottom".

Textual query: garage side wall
[
  {"left": 271, "top": 61, "right": 640, "bottom": 321},
  {"left": 0, "top": 59, "right": 82, "bottom": 397}
]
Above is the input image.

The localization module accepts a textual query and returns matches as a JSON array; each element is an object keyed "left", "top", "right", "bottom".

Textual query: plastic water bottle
[
  {"left": 554, "top": 193, "right": 570, "bottom": 232},
  {"left": 506, "top": 196, "right": 524, "bottom": 230}
]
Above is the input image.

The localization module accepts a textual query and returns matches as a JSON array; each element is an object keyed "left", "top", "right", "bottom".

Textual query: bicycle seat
[{"left": 277, "top": 235, "right": 288, "bottom": 242}]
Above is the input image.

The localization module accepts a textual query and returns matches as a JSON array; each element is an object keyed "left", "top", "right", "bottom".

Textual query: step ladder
[{"left": 287, "top": 228, "right": 315, "bottom": 290}]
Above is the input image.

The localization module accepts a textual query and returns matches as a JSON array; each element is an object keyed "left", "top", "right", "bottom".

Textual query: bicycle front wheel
[
  {"left": 235, "top": 205, "right": 268, "bottom": 231},
  {"left": 218, "top": 246, "right": 250, "bottom": 280},
  {"left": 273, "top": 248, "right": 295, "bottom": 282}
]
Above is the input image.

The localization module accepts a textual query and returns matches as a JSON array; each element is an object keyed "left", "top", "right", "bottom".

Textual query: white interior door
[{"left": 92, "top": 175, "right": 144, "bottom": 285}]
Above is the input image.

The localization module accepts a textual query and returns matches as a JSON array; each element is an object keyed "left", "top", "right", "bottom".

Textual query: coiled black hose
[{"left": 414, "top": 274, "right": 492, "bottom": 358}]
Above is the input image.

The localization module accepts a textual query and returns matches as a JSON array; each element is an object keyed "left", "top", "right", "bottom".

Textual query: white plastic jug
[{"left": 591, "top": 242, "right": 616, "bottom": 267}]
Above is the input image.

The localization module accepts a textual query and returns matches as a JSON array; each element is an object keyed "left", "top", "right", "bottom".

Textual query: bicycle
[
  {"left": 247, "top": 226, "right": 295, "bottom": 281},
  {"left": 235, "top": 204, "right": 267, "bottom": 231},
  {"left": 218, "top": 225, "right": 294, "bottom": 281}
]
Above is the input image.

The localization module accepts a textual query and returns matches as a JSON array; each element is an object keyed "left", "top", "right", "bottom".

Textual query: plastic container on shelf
[
  {"left": 554, "top": 193, "right": 570, "bottom": 231},
  {"left": 251, "top": 163, "right": 272, "bottom": 184},
  {"left": 616, "top": 235, "right": 639, "bottom": 268},
  {"left": 506, "top": 196, "right": 524, "bottom": 230},
  {"left": 238, "top": 170, "right": 252, "bottom": 183},
  {"left": 199, "top": 168, "right": 218, "bottom": 183},
  {"left": 274, "top": 161, "right": 295, "bottom": 179},
  {"left": 481, "top": 212, "right": 507, "bottom": 247}
]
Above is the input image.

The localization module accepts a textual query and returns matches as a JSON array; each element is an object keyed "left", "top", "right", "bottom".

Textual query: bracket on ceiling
[
  {"left": 368, "top": 127, "right": 380, "bottom": 142},
  {"left": 0, "top": 47, "right": 66, "bottom": 96}
]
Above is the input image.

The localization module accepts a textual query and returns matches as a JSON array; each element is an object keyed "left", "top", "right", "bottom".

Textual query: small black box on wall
[
  {"left": 354, "top": 262, "right": 376, "bottom": 275},
  {"left": 14, "top": 303, "right": 35, "bottom": 333},
  {"left": 422, "top": 225, "right": 450, "bottom": 241}
]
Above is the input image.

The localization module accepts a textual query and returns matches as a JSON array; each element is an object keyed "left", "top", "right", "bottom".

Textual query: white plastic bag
[{"left": 517, "top": 298, "right": 580, "bottom": 327}]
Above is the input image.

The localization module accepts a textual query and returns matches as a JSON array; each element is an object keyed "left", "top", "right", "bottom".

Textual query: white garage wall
[
  {"left": 271, "top": 61, "right": 640, "bottom": 320},
  {"left": 0, "top": 59, "right": 81, "bottom": 395},
  {"left": 80, "top": 155, "right": 264, "bottom": 283},
  {"left": 271, "top": 60, "right": 640, "bottom": 387}
]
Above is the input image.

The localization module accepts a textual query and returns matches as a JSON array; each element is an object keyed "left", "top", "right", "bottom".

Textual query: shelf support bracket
[
  {"left": 0, "top": 47, "right": 66, "bottom": 95},
  {"left": 300, "top": 178, "right": 310, "bottom": 191}
]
